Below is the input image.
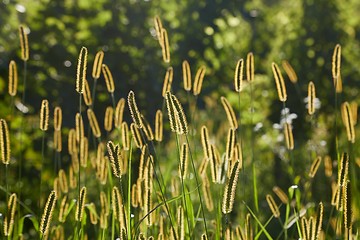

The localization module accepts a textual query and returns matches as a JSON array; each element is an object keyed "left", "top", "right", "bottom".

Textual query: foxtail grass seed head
[
  {"left": 54, "top": 107, "right": 62, "bottom": 131},
  {"left": 193, "top": 65, "right": 206, "bottom": 96},
  {"left": 141, "top": 115, "right": 154, "bottom": 141},
  {"left": 209, "top": 144, "right": 218, "bottom": 183},
  {"left": 161, "top": 28, "right": 170, "bottom": 63},
  {"left": 226, "top": 128, "right": 236, "bottom": 161},
  {"left": 115, "top": 98, "right": 125, "bottom": 128},
  {"left": 8, "top": 60, "right": 18, "bottom": 96},
  {"left": 201, "top": 126, "right": 211, "bottom": 160},
  {"left": 112, "top": 186, "right": 123, "bottom": 221},
  {"left": 316, "top": 202, "right": 324, "bottom": 239},
  {"left": 75, "top": 186, "right": 87, "bottom": 222},
  {"left": 68, "top": 128, "right": 77, "bottom": 155},
  {"left": 182, "top": 60, "right": 192, "bottom": 91},
  {"left": 342, "top": 102, "right": 355, "bottom": 143},
  {"left": 88, "top": 202, "right": 98, "bottom": 225},
  {"left": 179, "top": 143, "right": 189, "bottom": 179},
  {"left": 80, "top": 137, "right": 88, "bottom": 167},
  {"left": 102, "top": 64, "right": 115, "bottom": 93},
  {"left": 71, "top": 152, "right": 79, "bottom": 174},
  {"left": 76, "top": 46, "right": 88, "bottom": 94},
  {"left": 100, "top": 191, "right": 110, "bottom": 216},
  {"left": 19, "top": 25, "right": 29, "bottom": 61},
  {"left": 83, "top": 79, "right": 93, "bottom": 106},
  {"left": 58, "top": 195, "right": 68, "bottom": 223},
  {"left": 54, "top": 129, "right": 62, "bottom": 152},
  {"left": 100, "top": 211, "right": 108, "bottom": 229},
  {"left": 332, "top": 44, "right": 342, "bottom": 92},
  {"left": 202, "top": 175, "right": 214, "bottom": 211},
  {"left": 162, "top": 67, "right": 173, "bottom": 97},
  {"left": 221, "top": 96, "right": 238, "bottom": 130},
  {"left": 0, "top": 119, "right": 11, "bottom": 165},
  {"left": 107, "top": 141, "right": 122, "bottom": 178},
  {"left": 75, "top": 112, "right": 84, "bottom": 143},
  {"left": 131, "top": 183, "right": 138, "bottom": 207},
  {"left": 4, "top": 193, "right": 17, "bottom": 237},
  {"left": 272, "top": 62, "right": 287, "bottom": 102},
  {"left": 272, "top": 186, "right": 289, "bottom": 204},
  {"left": 331, "top": 182, "right": 339, "bottom": 207},
  {"left": 128, "top": 90, "right": 143, "bottom": 128},
  {"left": 266, "top": 194, "right": 280, "bottom": 218},
  {"left": 104, "top": 106, "right": 114, "bottom": 132},
  {"left": 58, "top": 170, "right": 68, "bottom": 194},
  {"left": 338, "top": 153, "right": 349, "bottom": 187},
  {"left": 282, "top": 60, "right": 298, "bottom": 83},
  {"left": 324, "top": 155, "right": 333, "bottom": 177},
  {"left": 40, "top": 99, "right": 49, "bottom": 131},
  {"left": 177, "top": 206, "right": 185, "bottom": 240},
  {"left": 69, "top": 166, "right": 77, "bottom": 189},
  {"left": 343, "top": 181, "right": 352, "bottom": 230},
  {"left": 222, "top": 160, "right": 241, "bottom": 214},
  {"left": 234, "top": 58, "right": 244, "bottom": 92},
  {"left": 92, "top": 50, "right": 104, "bottom": 79},
  {"left": 309, "top": 156, "right": 322, "bottom": 178},
  {"left": 155, "top": 110, "right": 163, "bottom": 142},
  {"left": 130, "top": 123, "right": 143, "bottom": 148},
  {"left": 308, "top": 81, "right": 316, "bottom": 115},
  {"left": 87, "top": 109, "right": 101, "bottom": 138},
  {"left": 284, "top": 123, "right": 294, "bottom": 150},
  {"left": 121, "top": 122, "right": 130, "bottom": 150},
  {"left": 165, "top": 91, "right": 177, "bottom": 132},
  {"left": 246, "top": 52, "right": 254, "bottom": 82},
  {"left": 154, "top": 15, "right": 163, "bottom": 44},
  {"left": 138, "top": 146, "right": 147, "bottom": 180},
  {"left": 350, "top": 102, "right": 358, "bottom": 125},
  {"left": 171, "top": 94, "right": 188, "bottom": 135},
  {"left": 40, "top": 190, "right": 57, "bottom": 237}
]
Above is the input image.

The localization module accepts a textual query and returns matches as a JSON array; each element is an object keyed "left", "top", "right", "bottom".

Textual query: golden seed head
[
  {"left": 234, "top": 58, "right": 244, "bottom": 92},
  {"left": 343, "top": 181, "right": 352, "bottom": 229},
  {"left": 0, "top": 119, "right": 11, "bottom": 165},
  {"left": 54, "top": 106, "right": 62, "bottom": 131},
  {"left": 170, "top": 94, "right": 188, "bottom": 135},
  {"left": 193, "top": 65, "right": 206, "bottom": 96},
  {"left": 141, "top": 115, "right": 154, "bottom": 141},
  {"left": 308, "top": 81, "right": 316, "bottom": 115},
  {"left": 100, "top": 191, "right": 110, "bottom": 216},
  {"left": 3, "top": 193, "right": 17, "bottom": 236},
  {"left": 309, "top": 156, "right": 322, "bottom": 178},
  {"left": 182, "top": 60, "right": 192, "bottom": 91},
  {"left": 121, "top": 122, "right": 130, "bottom": 150},
  {"left": 202, "top": 174, "right": 214, "bottom": 211},
  {"left": 75, "top": 187, "right": 87, "bottom": 222},
  {"left": 284, "top": 123, "right": 294, "bottom": 150},
  {"left": 341, "top": 102, "right": 355, "bottom": 143},
  {"left": 88, "top": 202, "right": 98, "bottom": 225},
  {"left": 76, "top": 46, "right": 88, "bottom": 94},
  {"left": 221, "top": 96, "right": 238, "bottom": 130},
  {"left": 222, "top": 160, "right": 241, "bottom": 214},
  {"left": 107, "top": 141, "right": 122, "bottom": 178},
  {"left": 87, "top": 109, "right": 101, "bottom": 138},
  {"left": 179, "top": 143, "right": 189, "bottom": 179},
  {"left": 271, "top": 62, "right": 287, "bottom": 102},
  {"left": 165, "top": 91, "right": 177, "bottom": 133},
  {"left": 324, "top": 155, "right": 333, "bottom": 177},
  {"left": 92, "top": 50, "right": 104, "bottom": 79},
  {"left": 266, "top": 194, "right": 280, "bottom": 218},
  {"left": 127, "top": 90, "right": 143, "bottom": 128},
  {"left": 316, "top": 202, "right": 324, "bottom": 238},
  {"left": 162, "top": 67, "right": 173, "bottom": 97},
  {"left": 201, "top": 126, "right": 211, "bottom": 160},
  {"left": 114, "top": 98, "right": 125, "bottom": 129},
  {"left": 155, "top": 110, "right": 163, "bottom": 142},
  {"left": 112, "top": 186, "right": 123, "bottom": 221},
  {"left": 58, "top": 195, "right": 68, "bottom": 223},
  {"left": 154, "top": 15, "right": 163, "bottom": 44},
  {"left": 68, "top": 128, "right": 77, "bottom": 155},
  {"left": 80, "top": 137, "right": 88, "bottom": 168},
  {"left": 332, "top": 44, "right": 342, "bottom": 92},
  {"left": 226, "top": 128, "right": 236, "bottom": 161},
  {"left": 40, "top": 191, "right": 57, "bottom": 236},
  {"left": 104, "top": 106, "right": 114, "bottom": 132},
  {"left": 272, "top": 186, "right": 289, "bottom": 204},
  {"left": 83, "top": 79, "right": 93, "bottom": 106},
  {"left": 282, "top": 60, "right": 298, "bottom": 83},
  {"left": 338, "top": 152, "right": 349, "bottom": 187},
  {"left": 40, "top": 99, "right": 49, "bottom": 131},
  {"left": 130, "top": 123, "right": 143, "bottom": 148},
  {"left": 8, "top": 60, "right": 18, "bottom": 96},
  {"left": 102, "top": 64, "right": 115, "bottom": 93},
  {"left": 58, "top": 169, "right": 68, "bottom": 194},
  {"left": 75, "top": 113, "right": 84, "bottom": 143},
  {"left": 350, "top": 102, "right": 358, "bottom": 125},
  {"left": 54, "top": 129, "right": 62, "bottom": 152},
  {"left": 246, "top": 52, "right": 254, "bottom": 82},
  {"left": 19, "top": 25, "right": 29, "bottom": 61},
  {"left": 161, "top": 28, "right": 170, "bottom": 63}
]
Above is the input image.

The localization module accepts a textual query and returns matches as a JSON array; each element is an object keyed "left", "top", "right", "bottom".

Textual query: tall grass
[{"left": 0, "top": 17, "right": 359, "bottom": 240}]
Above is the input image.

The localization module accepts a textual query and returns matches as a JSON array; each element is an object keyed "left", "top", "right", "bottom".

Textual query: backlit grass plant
[{"left": 0, "top": 15, "right": 359, "bottom": 240}]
